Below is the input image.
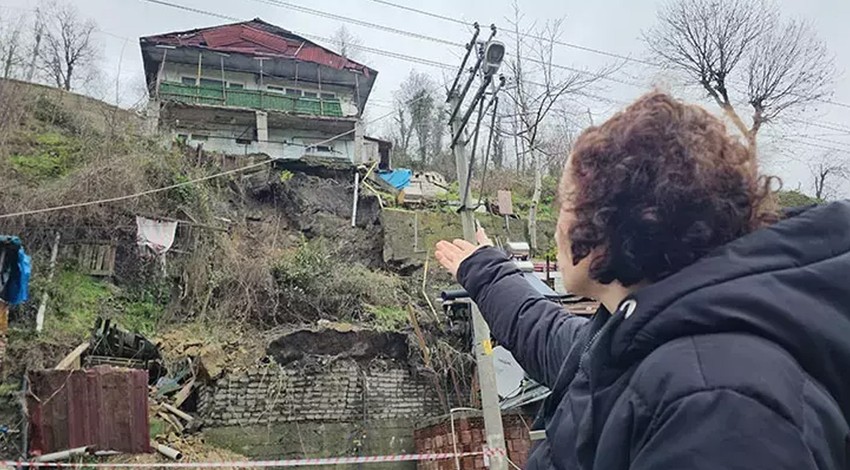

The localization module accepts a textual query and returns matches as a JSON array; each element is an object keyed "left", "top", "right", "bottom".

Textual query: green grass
[
  {"left": 9, "top": 131, "right": 82, "bottom": 181},
  {"left": 43, "top": 269, "right": 113, "bottom": 340},
  {"left": 367, "top": 305, "right": 409, "bottom": 332},
  {"left": 37, "top": 266, "right": 165, "bottom": 341}
]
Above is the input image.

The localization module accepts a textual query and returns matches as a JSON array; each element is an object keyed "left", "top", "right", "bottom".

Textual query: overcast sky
[{"left": 2, "top": 0, "right": 848, "bottom": 195}]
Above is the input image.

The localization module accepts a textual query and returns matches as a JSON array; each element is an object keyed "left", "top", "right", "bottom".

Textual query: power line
[
  {"left": 361, "top": 0, "right": 850, "bottom": 111},
  {"left": 363, "top": 0, "right": 656, "bottom": 66},
  {"left": 139, "top": 0, "right": 455, "bottom": 70},
  {"left": 0, "top": 89, "right": 439, "bottom": 220},
  {"left": 245, "top": 0, "right": 645, "bottom": 89},
  {"left": 140, "top": 0, "right": 850, "bottom": 153},
  {"left": 249, "top": 0, "right": 461, "bottom": 47},
  {"left": 784, "top": 137, "right": 850, "bottom": 154}
]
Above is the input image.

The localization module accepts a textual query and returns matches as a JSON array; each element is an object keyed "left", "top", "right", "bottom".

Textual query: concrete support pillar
[
  {"left": 143, "top": 99, "right": 161, "bottom": 137},
  {"left": 353, "top": 119, "right": 364, "bottom": 165},
  {"left": 256, "top": 110, "right": 269, "bottom": 157}
]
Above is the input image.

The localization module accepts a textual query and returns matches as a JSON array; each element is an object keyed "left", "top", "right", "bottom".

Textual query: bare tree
[
  {"left": 39, "top": 2, "right": 98, "bottom": 91},
  {"left": 504, "top": 4, "right": 609, "bottom": 252},
  {"left": 809, "top": 152, "right": 850, "bottom": 200},
  {"left": 392, "top": 70, "right": 437, "bottom": 165},
  {"left": 329, "top": 26, "right": 363, "bottom": 61},
  {"left": 0, "top": 9, "right": 28, "bottom": 79},
  {"left": 644, "top": 0, "right": 835, "bottom": 150}
]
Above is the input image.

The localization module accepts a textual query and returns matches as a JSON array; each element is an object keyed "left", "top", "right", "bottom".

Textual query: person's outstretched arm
[{"left": 436, "top": 232, "right": 588, "bottom": 387}]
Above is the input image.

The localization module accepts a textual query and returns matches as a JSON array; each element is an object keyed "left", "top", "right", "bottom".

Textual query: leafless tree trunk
[
  {"left": 329, "top": 26, "right": 363, "bottom": 61},
  {"left": 39, "top": 2, "right": 98, "bottom": 91},
  {"left": 505, "top": 3, "right": 610, "bottom": 253},
  {"left": 392, "top": 106, "right": 413, "bottom": 157},
  {"left": 644, "top": 0, "right": 835, "bottom": 151},
  {"left": 0, "top": 11, "right": 26, "bottom": 79},
  {"left": 809, "top": 152, "right": 849, "bottom": 200},
  {"left": 392, "top": 70, "right": 436, "bottom": 165},
  {"left": 25, "top": 8, "right": 44, "bottom": 82}
]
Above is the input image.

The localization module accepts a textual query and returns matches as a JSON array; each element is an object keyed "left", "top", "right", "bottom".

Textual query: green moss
[
  {"left": 776, "top": 190, "right": 821, "bottom": 208},
  {"left": 367, "top": 305, "right": 408, "bottom": 332}
]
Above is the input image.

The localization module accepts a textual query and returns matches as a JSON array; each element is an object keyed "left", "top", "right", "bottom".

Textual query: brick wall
[
  {"left": 414, "top": 412, "right": 533, "bottom": 470},
  {"left": 198, "top": 359, "right": 443, "bottom": 426}
]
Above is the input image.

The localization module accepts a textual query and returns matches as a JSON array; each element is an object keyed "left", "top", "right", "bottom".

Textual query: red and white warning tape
[{"left": 1, "top": 449, "right": 507, "bottom": 468}]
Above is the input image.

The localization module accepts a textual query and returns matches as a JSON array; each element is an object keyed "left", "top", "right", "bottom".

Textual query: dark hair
[{"left": 564, "top": 91, "right": 775, "bottom": 286}]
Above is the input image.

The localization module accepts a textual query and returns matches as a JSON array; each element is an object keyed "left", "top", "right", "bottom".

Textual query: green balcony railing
[{"left": 158, "top": 82, "right": 344, "bottom": 117}]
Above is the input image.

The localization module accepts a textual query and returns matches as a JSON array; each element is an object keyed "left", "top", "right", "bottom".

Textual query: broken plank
[
  {"left": 172, "top": 377, "right": 196, "bottom": 408},
  {"left": 157, "top": 411, "right": 184, "bottom": 433},
  {"left": 162, "top": 403, "right": 193, "bottom": 423},
  {"left": 55, "top": 342, "right": 89, "bottom": 370}
]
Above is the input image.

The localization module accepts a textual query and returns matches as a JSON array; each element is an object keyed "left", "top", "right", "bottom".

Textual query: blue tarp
[
  {"left": 378, "top": 169, "right": 413, "bottom": 190},
  {"left": 0, "top": 236, "right": 30, "bottom": 305}
]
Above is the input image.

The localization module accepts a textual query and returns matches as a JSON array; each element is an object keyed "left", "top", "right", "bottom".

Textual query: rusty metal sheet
[
  {"left": 27, "top": 367, "right": 150, "bottom": 455},
  {"left": 497, "top": 190, "right": 514, "bottom": 215},
  {"left": 143, "top": 20, "right": 373, "bottom": 76}
]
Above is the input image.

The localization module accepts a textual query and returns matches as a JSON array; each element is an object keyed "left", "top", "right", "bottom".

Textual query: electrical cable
[
  {"left": 475, "top": 97, "right": 499, "bottom": 211},
  {"left": 461, "top": 93, "right": 486, "bottom": 210},
  {"left": 360, "top": 0, "right": 850, "bottom": 111},
  {"left": 0, "top": 84, "right": 441, "bottom": 219},
  {"left": 142, "top": 0, "right": 850, "bottom": 142}
]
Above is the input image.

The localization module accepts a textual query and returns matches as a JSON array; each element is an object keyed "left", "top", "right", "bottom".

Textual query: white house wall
[
  {"left": 179, "top": 125, "right": 354, "bottom": 161},
  {"left": 160, "top": 63, "right": 359, "bottom": 117}
]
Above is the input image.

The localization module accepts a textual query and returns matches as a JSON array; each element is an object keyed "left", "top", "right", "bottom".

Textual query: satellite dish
[{"left": 493, "top": 346, "right": 525, "bottom": 399}]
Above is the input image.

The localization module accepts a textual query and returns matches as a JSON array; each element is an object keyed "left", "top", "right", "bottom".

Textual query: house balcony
[{"left": 158, "top": 82, "right": 344, "bottom": 117}]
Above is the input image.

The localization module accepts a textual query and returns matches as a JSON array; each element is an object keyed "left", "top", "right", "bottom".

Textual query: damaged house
[{"left": 140, "top": 19, "right": 379, "bottom": 163}]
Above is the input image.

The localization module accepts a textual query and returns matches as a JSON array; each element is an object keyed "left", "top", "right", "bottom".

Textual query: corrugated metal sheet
[
  {"left": 27, "top": 367, "right": 150, "bottom": 455},
  {"left": 142, "top": 19, "right": 373, "bottom": 76}
]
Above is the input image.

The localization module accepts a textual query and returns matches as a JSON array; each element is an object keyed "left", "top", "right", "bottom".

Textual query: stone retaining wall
[{"left": 198, "top": 359, "right": 442, "bottom": 426}]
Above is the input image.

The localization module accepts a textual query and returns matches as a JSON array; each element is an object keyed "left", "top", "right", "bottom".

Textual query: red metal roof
[
  {"left": 142, "top": 19, "right": 373, "bottom": 77},
  {"left": 27, "top": 367, "right": 151, "bottom": 455}
]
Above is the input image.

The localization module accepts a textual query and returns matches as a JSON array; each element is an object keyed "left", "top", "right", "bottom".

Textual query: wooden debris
[
  {"left": 162, "top": 403, "right": 194, "bottom": 423},
  {"left": 55, "top": 342, "right": 89, "bottom": 370},
  {"left": 407, "top": 305, "right": 432, "bottom": 368},
  {"left": 172, "top": 377, "right": 196, "bottom": 408}
]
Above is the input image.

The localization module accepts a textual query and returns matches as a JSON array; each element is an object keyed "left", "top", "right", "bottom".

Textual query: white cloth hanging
[{"left": 135, "top": 217, "right": 178, "bottom": 255}]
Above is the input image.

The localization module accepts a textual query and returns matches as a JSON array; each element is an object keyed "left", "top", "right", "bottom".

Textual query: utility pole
[{"left": 447, "top": 24, "right": 508, "bottom": 470}]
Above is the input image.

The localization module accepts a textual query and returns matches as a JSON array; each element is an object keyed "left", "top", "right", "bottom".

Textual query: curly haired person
[{"left": 436, "top": 92, "right": 850, "bottom": 469}]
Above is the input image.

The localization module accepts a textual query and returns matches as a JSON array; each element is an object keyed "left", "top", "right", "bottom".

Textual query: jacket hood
[{"left": 610, "top": 201, "right": 850, "bottom": 419}]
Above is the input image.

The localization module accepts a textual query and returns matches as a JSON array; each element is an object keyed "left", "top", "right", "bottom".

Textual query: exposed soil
[
  {"left": 266, "top": 328, "right": 409, "bottom": 366},
  {"left": 270, "top": 171, "right": 384, "bottom": 268}
]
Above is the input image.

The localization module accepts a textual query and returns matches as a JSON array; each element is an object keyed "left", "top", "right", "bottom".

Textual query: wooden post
[
  {"left": 0, "top": 300, "right": 7, "bottom": 375},
  {"left": 195, "top": 52, "right": 202, "bottom": 87},
  {"left": 351, "top": 171, "right": 360, "bottom": 227},
  {"left": 36, "top": 232, "right": 60, "bottom": 333},
  {"left": 155, "top": 47, "right": 169, "bottom": 99}
]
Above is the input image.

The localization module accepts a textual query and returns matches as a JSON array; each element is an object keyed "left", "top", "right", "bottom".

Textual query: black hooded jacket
[{"left": 457, "top": 201, "right": 850, "bottom": 469}]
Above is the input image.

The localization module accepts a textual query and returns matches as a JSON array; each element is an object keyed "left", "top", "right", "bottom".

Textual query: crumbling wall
[{"left": 198, "top": 359, "right": 442, "bottom": 426}]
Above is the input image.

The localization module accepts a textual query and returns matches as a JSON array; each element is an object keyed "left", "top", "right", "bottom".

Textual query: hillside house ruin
[{"left": 140, "top": 19, "right": 379, "bottom": 163}]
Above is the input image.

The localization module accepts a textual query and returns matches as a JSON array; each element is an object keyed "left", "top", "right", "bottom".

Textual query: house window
[
  {"left": 320, "top": 92, "right": 336, "bottom": 100},
  {"left": 181, "top": 77, "right": 195, "bottom": 85},
  {"left": 199, "top": 78, "right": 223, "bottom": 88},
  {"left": 228, "top": 83, "right": 244, "bottom": 89},
  {"left": 285, "top": 88, "right": 302, "bottom": 96},
  {"left": 235, "top": 137, "right": 252, "bottom": 145},
  {"left": 302, "top": 91, "right": 318, "bottom": 99},
  {"left": 308, "top": 144, "right": 333, "bottom": 153},
  {"left": 267, "top": 85, "right": 285, "bottom": 92},
  {"left": 191, "top": 134, "right": 209, "bottom": 141}
]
